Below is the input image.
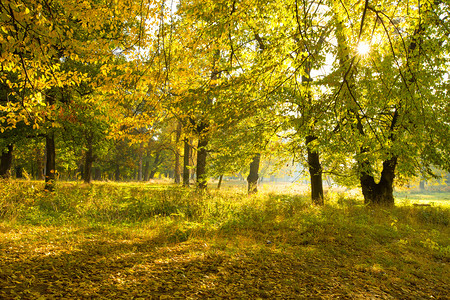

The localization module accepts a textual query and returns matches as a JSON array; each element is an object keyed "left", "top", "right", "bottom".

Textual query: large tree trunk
[
  {"left": 0, "top": 144, "right": 13, "bottom": 179},
  {"left": 360, "top": 157, "right": 397, "bottom": 206},
  {"left": 196, "top": 135, "right": 208, "bottom": 190},
  {"left": 45, "top": 133, "right": 56, "bottom": 191},
  {"left": 306, "top": 136, "right": 324, "bottom": 205},
  {"left": 183, "top": 138, "right": 190, "bottom": 187},
  {"left": 174, "top": 122, "right": 182, "bottom": 184},
  {"left": 83, "top": 143, "right": 94, "bottom": 184},
  {"left": 247, "top": 153, "right": 261, "bottom": 194}
]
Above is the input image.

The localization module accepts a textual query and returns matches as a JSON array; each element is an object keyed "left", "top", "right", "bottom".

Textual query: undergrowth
[
  {"left": 1, "top": 180, "right": 448, "bottom": 255},
  {"left": 0, "top": 180, "right": 449, "bottom": 298}
]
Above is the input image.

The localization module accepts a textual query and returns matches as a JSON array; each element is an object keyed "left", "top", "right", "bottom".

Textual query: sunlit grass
[{"left": 395, "top": 190, "right": 450, "bottom": 206}]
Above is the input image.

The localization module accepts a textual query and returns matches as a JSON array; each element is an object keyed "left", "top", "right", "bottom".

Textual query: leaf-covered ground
[{"left": 0, "top": 182, "right": 449, "bottom": 299}]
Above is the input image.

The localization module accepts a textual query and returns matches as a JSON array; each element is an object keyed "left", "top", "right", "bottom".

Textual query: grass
[
  {"left": 394, "top": 189, "right": 450, "bottom": 206},
  {"left": 0, "top": 180, "right": 449, "bottom": 299}
]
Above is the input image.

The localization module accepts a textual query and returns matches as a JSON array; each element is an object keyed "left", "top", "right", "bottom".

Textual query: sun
[{"left": 357, "top": 41, "right": 371, "bottom": 56}]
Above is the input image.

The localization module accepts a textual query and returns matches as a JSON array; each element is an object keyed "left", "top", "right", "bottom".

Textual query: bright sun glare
[{"left": 357, "top": 42, "right": 371, "bottom": 56}]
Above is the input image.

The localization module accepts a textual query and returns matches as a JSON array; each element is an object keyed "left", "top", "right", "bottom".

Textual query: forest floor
[{"left": 0, "top": 181, "right": 449, "bottom": 299}]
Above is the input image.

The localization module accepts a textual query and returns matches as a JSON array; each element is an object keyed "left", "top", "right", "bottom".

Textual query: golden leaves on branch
[{"left": 0, "top": 0, "right": 166, "bottom": 134}]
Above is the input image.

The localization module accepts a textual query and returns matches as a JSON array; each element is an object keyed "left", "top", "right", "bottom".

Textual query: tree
[
  {"left": 328, "top": 0, "right": 450, "bottom": 205},
  {"left": 182, "top": 138, "right": 191, "bottom": 186},
  {"left": 1, "top": 0, "right": 162, "bottom": 187},
  {"left": 247, "top": 153, "right": 261, "bottom": 194},
  {"left": 289, "top": 0, "right": 331, "bottom": 205},
  {"left": 174, "top": 121, "right": 182, "bottom": 184}
]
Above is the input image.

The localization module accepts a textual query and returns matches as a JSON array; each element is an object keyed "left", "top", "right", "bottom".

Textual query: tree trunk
[
  {"left": 149, "top": 152, "right": 161, "bottom": 179},
  {"left": 196, "top": 135, "right": 208, "bottom": 190},
  {"left": 143, "top": 161, "right": 149, "bottom": 181},
  {"left": 45, "top": 133, "right": 56, "bottom": 191},
  {"left": 306, "top": 136, "right": 324, "bottom": 205},
  {"left": 174, "top": 122, "right": 182, "bottom": 184},
  {"left": 194, "top": 50, "right": 219, "bottom": 190},
  {"left": 0, "top": 144, "right": 13, "bottom": 179},
  {"left": 360, "top": 157, "right": 397, "bottom": 206},
  {"left": 190, "top": 138, "right": 196, "bottom": 181},
  {"left": 83, "top": 143, "right": 94, "bottom": 184},
  {"left": 183, "top": 138, "right": 190, "bottom": 187},
  {"left": 217, "top": 175, "right": 223, "bottom": 189},
  {"left": 247, "top": 154, "right": 261, "bottom": 194}
]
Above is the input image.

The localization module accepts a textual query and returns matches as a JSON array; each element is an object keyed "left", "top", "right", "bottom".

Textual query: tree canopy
[{"left": 1, "top": 0, "right": 449, "bottom": 204}]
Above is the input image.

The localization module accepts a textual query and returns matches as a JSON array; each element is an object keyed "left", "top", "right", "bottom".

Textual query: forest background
[{"left": 1, "top": 0, "right": 449, "bottom": 205}]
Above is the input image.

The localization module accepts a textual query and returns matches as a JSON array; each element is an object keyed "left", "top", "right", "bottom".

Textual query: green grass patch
[
  {"left": 394, "top": 190, "right": 450, "bottom": 206},
  {"left": 0, "top": 180, "right": 449, "bottom": 299}
]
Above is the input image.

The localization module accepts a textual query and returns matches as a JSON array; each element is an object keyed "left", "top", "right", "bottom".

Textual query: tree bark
[
  {"left": 247, "top": 153, "right": 261, "bottom": 194},
  {"left": 196, "top": 135, "right": 208, "bottom": 190},
  {"left": 45, "top": 133, "right": 56, "bottom": 191},
  {"left": 360, "top": 156, "right": 397, "bottom": 206},
  {"left": 0, "top": 144, "right": 13, "bottom": 179},
  {"left": 217, "top": 174, "right": 223, "bottom": 189},
  {"left": 183, "top": 138, "right": 190, "bottom": 187},
  {"left": 306, "top": 136, "right": 324, "bottom": 205}
]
